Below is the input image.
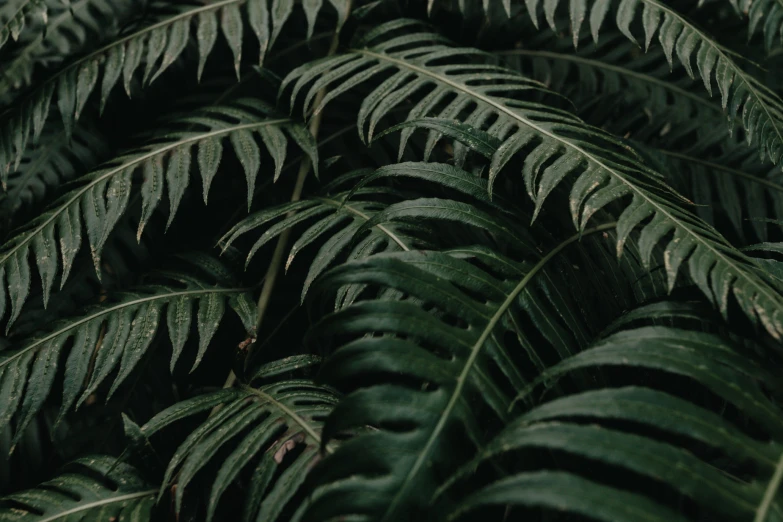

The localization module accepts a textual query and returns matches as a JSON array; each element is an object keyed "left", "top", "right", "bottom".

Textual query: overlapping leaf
[
  {"left": 513, "top": 0, "right": 783, "bottom": 166},
  {"left": 498, "top": 31, "right": 722, "bottom": 132},
  {"left": 445, "top": 322, "right": 783, "bottom": 521},
  {"left": 737, "top": 0, "right": 783, "bottom": 50},
  {"left": 0, "top": 0, "right": 49, "bottom": 53},
  {"left": 221, "top": 164, "right": 501, "bottom": 302},
  {"left": 0, "top": 455, "right": 156, "bottom": 521},
  {"left": 294, "top": 214, "right": 667, "bottom": 520},
  {"left": 140, "top": 359, "right": 337, "bottom": 522},
  {"left": 0, "top": 98, "right": 315, "bottom": 329},
  {"left": 283, "top": 21, "right": 783, "bottom": 340},
  {"left": 0, "top": 0, "right": 139, "bottom": 100},
  {"left": 642, "top": 128, "right": 783, "bottom": 243},
  {"left": 0, "top": 0, "right": 337, "bottom": 178},
  {"left": 0, "top": 259, "right": 256, "bottom": 446}
]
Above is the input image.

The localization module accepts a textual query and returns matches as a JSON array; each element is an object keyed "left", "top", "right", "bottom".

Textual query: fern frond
[
  {"left": 0, "top": 455, "right": 155, "bottom": 520},
  {"left": 140, "top": 363, "right": 337, "bottom": 522},
  {"left": 295, "top": 219, "right": 664, "bottom": 520},
  {"left": 284, "top": 22, "right": 783, "bottom": 340},
  {"left": 0, "top": 0, "right": 48, "bottom": 53},
  {"left": 0, "top": 123, "right": 108, "bottom": 226},
  {"left": 498, "top": 31, "right": 722, "bottom": 128},
  {"left": 0, "top": 0, "right": 331, "bottom": 176},
  {"left": 0, "top": 0, "right": 138, "bottom": 100},
  {"left": 743, "top": 0, "right": 783, "bottom": 50},
  {"left": 447, "top": 324, "right": 783, "bottom": 520},
  {"left": 516, "top": 0, "right": 783, "bottom": 166},
  {"left": 0, "top": 258, "right": 256, "bottom": 445},
  {"left": 0, "top": 98, "right": 315, "bottom": 328},
  {"left": 643, "top": 135, "right": 783, "bottom": 243},
  {"left": 220, "top": 164, "right": 504, "bottom": 301}
]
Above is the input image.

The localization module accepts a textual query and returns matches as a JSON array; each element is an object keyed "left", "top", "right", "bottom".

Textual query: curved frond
[
  {"left": 515, "top": 0, "right": 783, "bottom": 166},
  {"left": 0, "top": 455, "right": 155, "bottom": 520},
  {"left": 0, "top": 0, "right": 138, "bottom": 100},
  {"left": 284, "top": 21, "right": 783, "bottom": 340},
  {"left": 743, "top": 0, "right": 783, "bottom": 50},
  {"left": 0, "top": 0, "right": 331, "bottom": 175},
  {"left": 141, "top": 366, "right": 338, "bottom": 522},
  {"left": 0, "top": 98, "right": 315, "bottom": 328},
  {"left": 643, "top": 133, "right": 783, "bottom": 243},
  {"left": 0, "top": 259, "right": 256, "bottom": 446},
  {"left": 221, "top": 163, "right": 511, "bottom": 301},
  {"left": 446, "top": 323, "right": 783, "bottom": 521},
  {"left": 498, "top": 31, "right": 721, "bottom": 128},
  {"left": 295, "top": 220, "right": 660, "bottom": 520}
]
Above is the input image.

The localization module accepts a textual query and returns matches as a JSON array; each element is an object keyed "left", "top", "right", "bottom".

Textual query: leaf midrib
[
  {"left": 241, "top": 384, "right": 333, "bottom": 453},
  {"left": 0, "top": 285, "right": 246, "bottom": 369},
  {"left": 358, "top": 48, "right": 783, "bottom": 337},
  {"left": 656, "top": 149, "right": 783, "bottom": 194},
  {"left": 376, "top": 222, "right": 616, "bottom": 521},
  {"left": 316, "top": 196, "right": 411, "bottom": 251},
  {"left": 0, "top": 0, "right": 245, "bottom": 120},
  {"left": 36, "top": 489, "right": 156, "bottom": 522},
  {"left": 755, "top": 450, "right": 783, "bottom": 522},
  {"left": 496, "top": 48, "right": 719, "bottom": 114},
  {"left": 0, "top": 119, "right": 288, "bottom": 265},
  {"left": 641, "top": 0, "right": 783, "bottom": 147}
]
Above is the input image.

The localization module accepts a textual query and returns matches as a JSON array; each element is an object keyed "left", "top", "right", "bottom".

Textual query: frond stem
[
  {"left": 315, "top": 196, "right": 411, "bottom": 251},
  {"left": 356, "top": 48, "right": 783, "bottom": 339},
  {"left": 656, "top": 149, "right": 783, "bottom": 194},
  {"left": 755, "top": 451, "right": 783, "bottom": 522},
  {"left": 0, "top": 286, "right": 247, "bottom": 370},
  {"left": 252, "top": 13, "right": 349, "bottom": 336},
  {"left": 496, "top": 48, "right": 719, "bottom": 114},
  {"left": 240, "top": 384, "right": 334, "bottom": 453},
  {"left": 37, "top": 490, "right": 157, "bottom": 522},
  {"left": 0, "top": 119, "right": 288, "bottom": 266},
  {"left": 382, "top": 222, "right": 617, "bottom": 521}
]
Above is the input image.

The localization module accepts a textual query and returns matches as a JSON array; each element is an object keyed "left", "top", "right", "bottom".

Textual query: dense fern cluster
[{"left": 0, "top": 0, "right": 782, "bottom": 520}]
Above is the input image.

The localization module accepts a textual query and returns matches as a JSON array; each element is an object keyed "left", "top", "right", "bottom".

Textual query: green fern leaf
[
  {"left": 141, "top": 376, "right": 338, "bottom": 522},
  {"left": 498, "top": 31, "right": 722, "bottom": 129},
  {"left": 447, "top": 324, "right": 783, "bottom": 520},
  {"left": 0, "top": 260, "right": 254, "bottom": 444},
  {"left": 0, "top": 455, "right": 155, "bottom": 520},
  {"left": 221, "top": 168, "right": 441, "bottom": 302},
  {"left": 0, "top": 0, "right": 333, "bottom": 177},
  {"left": 515, "top": 0, "right": 783, "bottom": 166},
  {"left": 0, "top": 123, "right": 108, "bottom": 226},
  {"left": 0, "top": 99, "right": 314, "bottom": 328},
  {"left": 0, "top": 0, "right": 139, "bottom": 103},
  {"left": 742, "top": 0, "right": 783, "bottom": 50},
  {"left": 0, "top": 0, "right": 48, "bottom": 53},
  {"left": 297, "top": 220, "right": 656, "bottom": 520},
  {"left": 284, "top": 21, "right": 783, "bottom": 340},
  {"left": 641, "top": 132, "right": 783, "bottom": 243},
  {"left": 452, "top": 471, "right": 689, "bottom": 522}
]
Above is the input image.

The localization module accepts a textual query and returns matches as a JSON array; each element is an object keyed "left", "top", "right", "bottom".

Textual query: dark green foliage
[{"left": 0, "top": 1, "right": 781, "bottom": 521}]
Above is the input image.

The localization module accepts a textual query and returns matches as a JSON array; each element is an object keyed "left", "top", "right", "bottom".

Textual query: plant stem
[
  {"left": 252, "top": 25, "right": 343, "bottom": 335},
  {"left": 755, "top": 451, "right": 783, "bottom": 522},
  {"left": 222, "top": 15, "right": 348, "bottom": 390}
]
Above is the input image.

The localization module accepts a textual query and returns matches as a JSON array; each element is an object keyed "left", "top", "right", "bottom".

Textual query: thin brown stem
[{"left": 221, "top": 9, "right": 350, "bottom": 391}]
